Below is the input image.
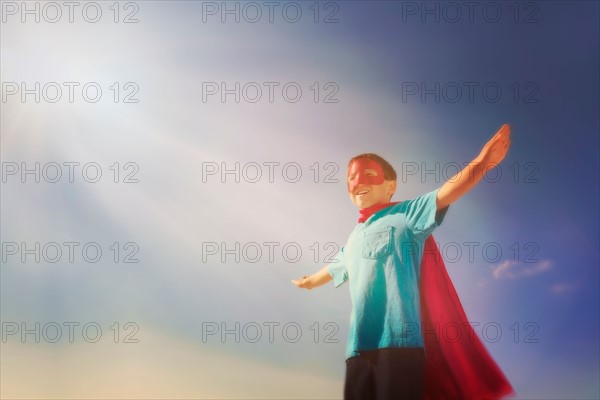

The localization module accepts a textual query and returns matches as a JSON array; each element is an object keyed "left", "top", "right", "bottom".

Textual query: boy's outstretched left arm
[{"left": 436, "top": 123, "right": 511, "bottom": 210}]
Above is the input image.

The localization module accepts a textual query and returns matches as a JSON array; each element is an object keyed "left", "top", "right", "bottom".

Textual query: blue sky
[{"left": 1, "top": 1, "right": 598, "bottom": 398}]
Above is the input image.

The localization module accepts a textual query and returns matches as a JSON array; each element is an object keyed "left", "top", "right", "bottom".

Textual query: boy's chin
[
  {"left": 349, "top": 192, "right": 389, "bottom": 209},
  {"left": 354, "top": 198, "right": 379, "bottom": 209}
]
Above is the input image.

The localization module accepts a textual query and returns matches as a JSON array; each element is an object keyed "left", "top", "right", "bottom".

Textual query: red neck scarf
[
  {"left": 357, "top": 205, "right": 515, "bottom": 399},
  {"left": 358, "top": 202, "right": 398, "bottom": 223}
]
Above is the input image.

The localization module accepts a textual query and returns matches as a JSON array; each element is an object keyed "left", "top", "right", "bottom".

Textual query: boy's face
[{"left": 347, "top": 158, "right": 397, "bottom": 209}]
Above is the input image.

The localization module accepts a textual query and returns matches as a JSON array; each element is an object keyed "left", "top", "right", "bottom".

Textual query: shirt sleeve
[
  {"left": 327, "top": 247, "right": 348, "bottom": 288},
  {"left": 404, "top": 188, "right": 450, "bottom": 241}
]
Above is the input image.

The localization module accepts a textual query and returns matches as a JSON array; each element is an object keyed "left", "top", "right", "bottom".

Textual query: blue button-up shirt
[{"left": 328, "top": 188, "right": 449, "bottom": 360}]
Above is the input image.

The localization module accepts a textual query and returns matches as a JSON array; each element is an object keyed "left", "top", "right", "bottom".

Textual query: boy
[{"left": 292, "top": 124, "right": 514, "bottom": 399}]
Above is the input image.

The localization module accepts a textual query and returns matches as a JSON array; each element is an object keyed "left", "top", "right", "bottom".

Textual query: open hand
[
  {"left": 477, "top": 123, "right": 511, "bottom": 168},
  {"left": 291, "top": 275, "right": 313, "bottom": 289}
]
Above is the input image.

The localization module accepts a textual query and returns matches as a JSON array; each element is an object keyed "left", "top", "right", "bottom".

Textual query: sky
[{"left": 1, "top": 1, "right": 599, "bottom": 399}]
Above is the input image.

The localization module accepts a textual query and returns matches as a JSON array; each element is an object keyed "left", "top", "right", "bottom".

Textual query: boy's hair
[{"left": 348, "top": 153, "right": 397, "bottom": 181}]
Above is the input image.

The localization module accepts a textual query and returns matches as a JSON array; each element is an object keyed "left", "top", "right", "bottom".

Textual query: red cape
[{"left": 420, "top": 235, "right": 516, "bottom": 399}]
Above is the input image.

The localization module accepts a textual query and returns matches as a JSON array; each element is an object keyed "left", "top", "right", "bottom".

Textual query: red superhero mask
[{"left": 347, "top": 158, "right": 385, "bottom": 193}]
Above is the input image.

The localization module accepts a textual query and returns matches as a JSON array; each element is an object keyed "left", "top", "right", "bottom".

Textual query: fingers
[
  {"left": 494, "top": 123, "right": 510, "bottom": 140},
  {"left": 291, "top": 276, "right": 309, "bottom": 287},
  {"left": 494, "top": 126, "right": 511, "bottom": 150},
  {"left": 499, "top": 123, "right": 511, "bottom": 138}
]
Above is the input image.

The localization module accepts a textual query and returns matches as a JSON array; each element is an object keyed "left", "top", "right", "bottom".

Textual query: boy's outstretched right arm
[{"left": 291, "top": 265, "right": 333, "bottom": 290}]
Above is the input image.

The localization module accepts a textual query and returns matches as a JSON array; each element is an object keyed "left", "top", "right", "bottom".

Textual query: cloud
[
  {"left": 491, "top": 259, "right": 552, "bottom": 279},
  {"left": 548, "top": 281, "right": 579, "bottom": 295}
]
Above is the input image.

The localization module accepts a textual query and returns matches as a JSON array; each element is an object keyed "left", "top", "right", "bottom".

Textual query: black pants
[{"left": 344, "top": 347, "right": 425, "bottom": 400}]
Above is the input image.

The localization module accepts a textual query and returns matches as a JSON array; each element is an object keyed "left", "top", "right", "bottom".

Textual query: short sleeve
[
  {"left": 404, "top": 188, "right": 449, "bottom": 240},
  {"left": 327, "top": 247, "right": 348, "bottom": 288}
]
